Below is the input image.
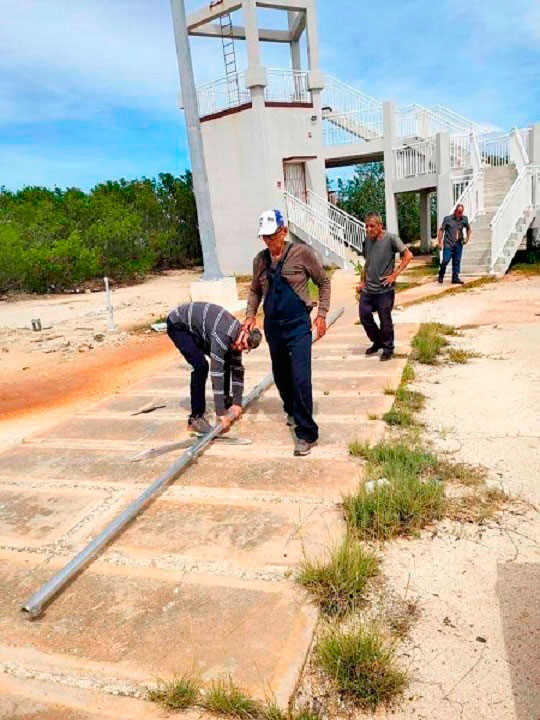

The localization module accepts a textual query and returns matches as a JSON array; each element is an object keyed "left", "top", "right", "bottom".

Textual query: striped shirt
[{"left": 167, "top": 302, "right": 244, "bottom": 416}]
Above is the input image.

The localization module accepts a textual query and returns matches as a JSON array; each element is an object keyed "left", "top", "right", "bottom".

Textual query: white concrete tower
[{"left": 186, "top": 0, "right": 327, "bottom": 274}]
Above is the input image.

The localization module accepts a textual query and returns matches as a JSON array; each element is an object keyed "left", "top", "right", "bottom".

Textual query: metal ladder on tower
[{"left": 219, "top": 12, "right": 241, "bottom": 108}]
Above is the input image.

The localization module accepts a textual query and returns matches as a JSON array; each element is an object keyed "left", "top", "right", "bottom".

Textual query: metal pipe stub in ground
[{"left": 21, "top": 307, "right": 345, "bottom": 619}]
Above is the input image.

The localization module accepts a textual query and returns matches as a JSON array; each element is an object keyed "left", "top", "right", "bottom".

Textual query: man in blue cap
[{"left": 242, "top": 210, "right": 331, "bottom": 456}]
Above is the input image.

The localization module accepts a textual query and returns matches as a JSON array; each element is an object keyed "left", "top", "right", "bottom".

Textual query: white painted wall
[{"left": 202, "top": 102, "right": 325, "bottom": 274}]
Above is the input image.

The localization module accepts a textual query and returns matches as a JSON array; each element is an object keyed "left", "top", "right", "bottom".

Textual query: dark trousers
[
  {"left": 264, "top": 315, "right": 318, "bottom": 444},
  {"left": 439, "top": 244, "right": 463, "bottom": 281},
  {"left": 167, "top": 320, "right": 230, "bottom": 418},
  {"left": 359, "top": 290, "right": 395, "bottom": 352}
]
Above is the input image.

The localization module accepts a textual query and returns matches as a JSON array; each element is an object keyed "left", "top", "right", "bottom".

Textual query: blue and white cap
[{"left": 258, "top": 209, "right": 285, "bottom": 237}]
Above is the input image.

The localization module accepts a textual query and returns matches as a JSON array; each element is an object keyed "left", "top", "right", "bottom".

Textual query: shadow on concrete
[{"left": 497, "top": 562, "right": 540, "bottom": 720}]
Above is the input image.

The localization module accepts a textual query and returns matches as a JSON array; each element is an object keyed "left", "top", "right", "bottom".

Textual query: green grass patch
[
  {"left": 401, "top": 362, "right": 415, "bottom": 385},
  {"left": 403, "top": 264, "right": 438, "bottom": 277},
  {"left": 395, "top": 281, "right": 422, "bottom": 293},
  {"left": 411, "top": 323, "right": 457, "bottom": 364},
  {"left": 297, "top": 536, "right": 380, "bottom": 616},
  {"left": 402, "top": 276, "right": 497, "bottom": 308},
  {"left": 345, "top": 441, "right": 445, "bottom": 540},
  {"left": 202, "top": 678, "right": 263, "bottom": 719},
  {"left": 147, "top": 673, "right": 200, "bottom": 710},
  {"left": 382, "top": 386, "right": 425, "bottom": 427},
  {"left": 315, "top": 624, "right": 407, "bottom": 709}
]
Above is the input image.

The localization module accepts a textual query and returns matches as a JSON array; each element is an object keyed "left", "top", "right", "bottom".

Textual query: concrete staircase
[{"left": 461, "top": 165, "right": 517, "bottom": 276}]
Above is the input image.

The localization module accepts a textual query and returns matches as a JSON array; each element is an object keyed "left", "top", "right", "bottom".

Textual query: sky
[{"left": 1, "top": 0, "right": 539, "bottom": 191}]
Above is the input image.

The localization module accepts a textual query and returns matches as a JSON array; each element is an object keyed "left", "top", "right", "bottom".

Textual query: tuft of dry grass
[
  {"left": 382, "top": 387, "right": 425, "bottom": 427},
  {"left": 297, "top": 536, "right": 380, "bottom": 616},
  {"left": 446, "top": 347, "right": 482, "bottom": 364},
  {"left": 447, "top": 486, "right": 510, "bottom": 524},
  {"left": 147, "top": 673, "right": 200, "bottom": 710},
  {"left": 401, "top": 276, "right": 497, "bottom": 308},
  {"left": 315, "top": 624, "right": 407, "bottom": 709},
  {"left": 202, "top": 678, "right": 263, "bottom": 718},
  {"left": 434, "top": 460, "right": 487, "bottom": 487},
  {"left": 411, "top": 323, "right": 457, "bottom": 364}
]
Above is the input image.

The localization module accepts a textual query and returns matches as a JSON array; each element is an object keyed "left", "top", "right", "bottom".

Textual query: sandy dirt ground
[
  {"left": 380, "top": 275, "right": 540, "bottom": 720},
  {"left": 0, "top": 270, "right": 206, "bottom": 449}
]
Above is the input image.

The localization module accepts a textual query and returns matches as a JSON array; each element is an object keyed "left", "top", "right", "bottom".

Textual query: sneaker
[
  {"left": 365, "top": 344, "right": 381, "bottom": 356},
  {"left": 294, "top": 438, "right": 317, "bottom": 456},
  {"left": 286, "top": 415, "right": 295, "bottom": 427},
  {"left": 187, "top": 415, "right": 213, "bottom": 435},
  {"left": 451, "top": 279, "right": 464, "bottom": 285},
  {"left": 380, "top": 351, "right": 394, "bottom": 361}
]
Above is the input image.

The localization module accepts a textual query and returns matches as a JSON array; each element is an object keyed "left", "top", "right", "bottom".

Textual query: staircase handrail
[
  {"left": 431, "top": 105, "right": 490, "bottom": 134},
  {"left": 307, "top": 189, "right": 366, "bottom": 252},
  {"left": 284, "top": 191, "right": 346, "bottom": 262},
  {"left": 509, "top": 127, "right": 529, "bottom": 172},
  {"left": 285, "top": 190, "right": 366, "bottom": 261},
  {"left": 451, "top": 169, "right": 484, "bottom": 222},
  {"left": 322, "top": 108, "right": 384, "bottom": 144},
  {"left": 394, "top": 138, "right": 437, "bottom": 179},
  {"left": 322, "top": 75, "right": 382, "bottom": 114},
  {"left": 489, "top": 166, "right": 537, "bottom": 272}
]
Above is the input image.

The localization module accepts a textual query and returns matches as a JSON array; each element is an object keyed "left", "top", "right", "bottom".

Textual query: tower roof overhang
[{"left": 187, "top": 0, "right": 310, "bottom": 35}]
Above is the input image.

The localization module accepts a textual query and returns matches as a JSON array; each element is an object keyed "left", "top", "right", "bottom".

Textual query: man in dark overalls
[{"left": 242, "top": 210, "right": 331, "bottom": 456}]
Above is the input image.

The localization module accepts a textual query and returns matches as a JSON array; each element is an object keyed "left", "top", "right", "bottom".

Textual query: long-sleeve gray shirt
[{"left": 167, "top": 302, "right": 244, "bottom": 415}]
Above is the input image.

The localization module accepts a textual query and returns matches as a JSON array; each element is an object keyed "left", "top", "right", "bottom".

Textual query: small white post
[{"left": 104, "top": 277, "right": 115, "bottom": 332}]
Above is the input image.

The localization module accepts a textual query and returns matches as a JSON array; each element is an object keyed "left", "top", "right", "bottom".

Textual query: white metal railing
[
  {"left": 284, "top": 191, "right": 365, "bottom": 263},
  {"left": 307, "top": 190, "right": 366, "bottom": 252},
  {"left": 323, "top": 108, "right": 383, "bottom": 145},
  {"left": 452, "top": 173, "right": 473, "bottom": 204},
  {"left": 452, "top": 171, "right": 485, "bottom": 222},
  {"left": 519, "top": 128, "right": 531, "bottom": 158},
  {"left": 196, "top": 68, "right": 310, "bottom": 117},
  {"left": 394, "top": 140, "right": 437, "bottom": 179},
  {"left": 431, "top": 105, "right": 490, "bottom": 134},
  {"left": 397, "top": 104, "right": 462, "bottom": 138},
  {"left": 197, "top": 72, "right": 250, "bottom": 117},
  {"left": 510, "top": 128, "right": 529, "bottom": 172},
  {"left": 265, "top": 68, "right": 310, "bottom": 104},
  {"left": 450, "top": 133, "right": 472, "bottom": 170},
  {"left": 478, "top": 134, "right": 510, "bottom": 167},
  {"left": 490, "top": 166, "right": 539, "bottom": 271},
  {"left": 322, "top": 75, "right": 382, "bottom": 114}
]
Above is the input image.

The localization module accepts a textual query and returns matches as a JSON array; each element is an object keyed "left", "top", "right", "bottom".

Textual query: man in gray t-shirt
[
  {"left": 437, "top": 203, "right": 471, "bottom": 285},
  {"left": 357, "top": 213, "right": 413, "bottom": 360}
]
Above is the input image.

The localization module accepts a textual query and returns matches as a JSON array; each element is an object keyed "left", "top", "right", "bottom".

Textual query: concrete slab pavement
[{"left": 0, "top": 277, "right": 421, "bottom": 717}]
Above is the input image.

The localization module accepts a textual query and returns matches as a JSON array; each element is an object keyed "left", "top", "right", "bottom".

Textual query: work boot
[
  {"left": 294, "top": 438, "right": 317, "bottom": 456},
  {"left": 380, "top": 351, "right": 394, "bottom": 362},
  {"left": 451, "top": 278, "right": 464, "bottom": 285},
  {"left": 187, "top": 415, "right": 213, "bottom": 435},
  {"left": 437, "top": 277, "right": 444, "bottom": 284},
  {"left": 365, "top": 344, "right": 381, "bottom": 356},
  {"left": 286, "top": 414, "right": 295, "bottom": 427}
]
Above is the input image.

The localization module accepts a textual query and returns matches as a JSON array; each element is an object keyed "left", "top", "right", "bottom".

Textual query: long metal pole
[
  {"left": 21, "top": 307, "right": 345, "bottom": 619},
  {"left": 170, "top": 0, "right": 223, "bottom": 281}
]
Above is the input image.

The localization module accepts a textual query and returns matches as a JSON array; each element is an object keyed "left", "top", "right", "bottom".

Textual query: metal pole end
[{"left": 21, "top": 604, "right": 42, "bottom": 620}]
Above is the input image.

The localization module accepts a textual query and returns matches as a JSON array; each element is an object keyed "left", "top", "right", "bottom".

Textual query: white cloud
[{"left": 0, "top": 0, "right": 228, "bottom": 126}]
